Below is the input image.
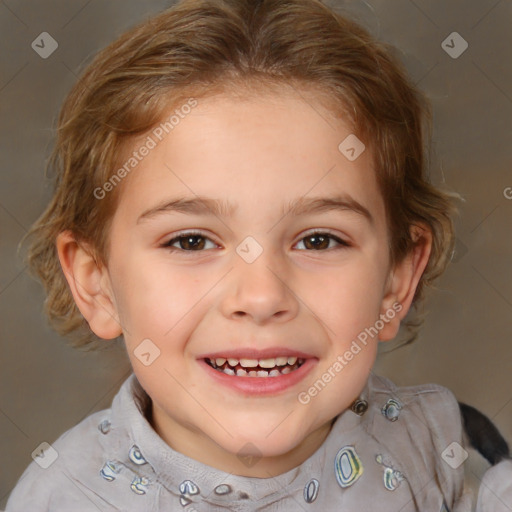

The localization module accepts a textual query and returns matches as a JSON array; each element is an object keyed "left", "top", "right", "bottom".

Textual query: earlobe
[
  {"left": 378, "top": 224, "right": 433, "bottom": 342},
  {"left": 56, "top": 231, "right": 123, "bottom": 339}
]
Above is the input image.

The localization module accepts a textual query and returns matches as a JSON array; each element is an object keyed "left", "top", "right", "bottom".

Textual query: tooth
[
  {"left": 227, "top": 358, "right": 239, "bottom": 366},
  {"left": 236, "top": 368, "right": 248, "bottom": 377},
  {"left": 259, "top": 358, "right": 277, "bottom": 368},
  {"left": 281, "top": 367, "right": 291, "bottom": 374},
  {"left": 257, "top": 370, "right": 269, "bottom": 377},
  {"left": 269, "top": 369, "right": 280, "bottom": 377},
  {"left": 287, "top": 357, "right": 297, "bottom": 365},
  {"left": 248, "top": 370, "right": 258, "bottom": 377},
  {"left": 276, "top": 357, "right": 288, "bottom": 366},
  {"left": 216, "top": 358, "right": 226, "bottom": 366},
  {"left": 240, "top": 359, "right": 258, "bottom": 368},
  {"left": 223, "top": 367, "right": 235, "bottom": 375}
]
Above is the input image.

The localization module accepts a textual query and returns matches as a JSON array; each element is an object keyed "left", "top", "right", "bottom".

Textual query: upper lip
[{"left": 197, "top": 347, "right": 315, "bottom": 360}]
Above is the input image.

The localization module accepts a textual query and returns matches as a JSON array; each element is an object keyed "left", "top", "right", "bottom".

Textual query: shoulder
[
  {"left": 363, "top": 374, "right": 470, "bottom": 509},
  {"left": 367, "top": 373, "right": 463, "bottom": 435},
  {"left": 370, "top": 375, "right": 466, "bottom": 476},
  {"left": 369, "top": 373, "right": 460, "bottom": 410},
  {"left": 5, "top": 408, "right": 115, "bottom": 511},
  {"left": 476, "top": 459, "right": 512, "bottom": 512}
]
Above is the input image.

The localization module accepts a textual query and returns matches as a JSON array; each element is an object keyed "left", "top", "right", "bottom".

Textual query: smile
[{"left": 204, "top": 356, "right": 305, "bottom": 377}]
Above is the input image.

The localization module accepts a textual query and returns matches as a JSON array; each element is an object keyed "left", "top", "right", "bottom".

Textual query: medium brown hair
[{"left": 24, "top": 0, "right": 457, "bottom": 349}]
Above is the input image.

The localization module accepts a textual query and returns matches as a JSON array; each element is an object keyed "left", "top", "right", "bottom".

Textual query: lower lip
[{"left": 199, "top": 358, "right": 317, "bottom": 395}]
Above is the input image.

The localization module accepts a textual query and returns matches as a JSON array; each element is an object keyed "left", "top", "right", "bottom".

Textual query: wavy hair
[{"left": 23, "top": 0, "right": 457, "bottom": 349}]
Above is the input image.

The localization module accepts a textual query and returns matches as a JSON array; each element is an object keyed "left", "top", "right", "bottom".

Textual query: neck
[{"left": 150, "top": 404, "right": 335, "bottom": 477}]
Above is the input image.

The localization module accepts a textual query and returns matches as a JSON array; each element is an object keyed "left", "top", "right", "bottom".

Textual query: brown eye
[
  {"left": 303, "top": 234, "right": 330, "bottom": 250},
  {"left": 177, "top": 235, "right": 206, "bottom": 250},
  {"left": 163, "top": 232, "right": 216, "bottom": 251},
  {"left": 296, "top": 232, "right": 348, "bottom": 251}
]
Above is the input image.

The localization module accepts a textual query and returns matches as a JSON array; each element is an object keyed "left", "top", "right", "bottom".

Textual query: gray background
[{"left": 1, "top": 0, "right": 511, "bottom": 508}]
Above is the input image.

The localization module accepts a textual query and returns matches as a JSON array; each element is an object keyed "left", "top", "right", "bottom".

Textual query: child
[{"left": 6, "top": 0, "right": 511, "bottom": 510}]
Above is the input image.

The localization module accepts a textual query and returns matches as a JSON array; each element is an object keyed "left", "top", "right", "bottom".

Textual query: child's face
[{"left": 100, "top": 90, "right": 406, "bottom": 475}]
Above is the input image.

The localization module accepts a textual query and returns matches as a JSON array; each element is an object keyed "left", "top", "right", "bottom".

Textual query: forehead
[{"left": 111, "top": 90, "right": 385, "bottom": 229}]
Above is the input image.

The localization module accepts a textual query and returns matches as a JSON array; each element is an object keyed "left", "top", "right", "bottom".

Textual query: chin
[{"left": 223, "top": 426, "right": 307, "bottom": 459}]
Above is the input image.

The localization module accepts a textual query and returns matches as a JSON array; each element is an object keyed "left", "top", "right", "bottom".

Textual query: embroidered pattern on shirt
[
  {"left": 128, "top": 444, "right": 148, "bottom": 465},
  {"left": 179, "top": 479, "right": 200, "bottom": 507},
  {"left": 100, "top": 460, "right": 121, "bottom": 481},
  {"left": 303, "top": 478, "right": 320, "bottom": 503},
  {"left": 334, "top": 445, "right": 364, "bottom": 488},
  {"left": 381, "top": 398, "right": 403, "bottom": 422},
  {"left": 131, "top": 475, "right": 150, "bottom": 495},
  {"left": 214, "top": 484, "right": 232, "bottom": 495},
  {"left": 98, "top": 419, "right": 111, "bottom": 434},
  {"left": 375, "top": 454, "right": 405, "bottom": 491}
]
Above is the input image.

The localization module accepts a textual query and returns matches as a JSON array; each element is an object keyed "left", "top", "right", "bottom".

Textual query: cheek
[
  {"left": 313, "top": 260, "right": 387, "bottom": 334},
  {"left": 110, "top": 254, "right": 205, "bottom": 341}
]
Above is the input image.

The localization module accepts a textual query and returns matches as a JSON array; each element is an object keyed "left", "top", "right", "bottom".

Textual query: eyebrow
[{"left": 137, "top": 194, "right": 373, "bottom": 225}]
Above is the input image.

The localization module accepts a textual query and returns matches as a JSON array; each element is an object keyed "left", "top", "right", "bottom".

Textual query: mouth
[
  {"left": 204, "top": 356, "right": 306, "bottom": 377},
  {"left": 199, "top": 351, "right": 316, "bottom": 395}
]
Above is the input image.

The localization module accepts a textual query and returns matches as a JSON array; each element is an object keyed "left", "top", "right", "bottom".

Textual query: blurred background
[{"left": 1, "top": 0, "right": 511, "bottom": 508}]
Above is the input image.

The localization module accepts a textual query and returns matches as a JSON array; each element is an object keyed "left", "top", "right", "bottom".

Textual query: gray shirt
[
  {"left": 6, "top": 372, "right": 506, "bottom": 511},
  {"left": 476, "top": 459, "right": 512, "bottom": 512}
]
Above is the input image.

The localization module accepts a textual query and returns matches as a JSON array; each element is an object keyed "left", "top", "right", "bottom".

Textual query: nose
[{"left": 220, "top": 249, "right": 299, "bottom": 325}]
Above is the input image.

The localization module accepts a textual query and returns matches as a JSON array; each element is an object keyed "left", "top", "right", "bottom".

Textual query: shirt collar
[{"left": 103, "top": 372, "right": 373, "bottom": 505}]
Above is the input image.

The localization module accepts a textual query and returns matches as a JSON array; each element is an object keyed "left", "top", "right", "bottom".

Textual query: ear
[
  {"left": 56, "top": 231, "right": 123, "bottom": 339},
  {"left": 378, "top": 224, "right": 433, "bottom": 341}
]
